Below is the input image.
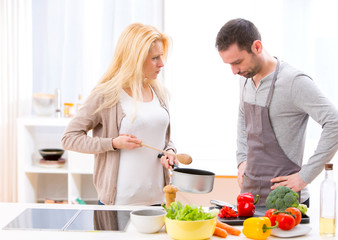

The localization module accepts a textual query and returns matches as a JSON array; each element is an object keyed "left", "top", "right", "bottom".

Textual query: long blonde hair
[{"left": 91, "top": 23, "right": 170, "bottom": 113}]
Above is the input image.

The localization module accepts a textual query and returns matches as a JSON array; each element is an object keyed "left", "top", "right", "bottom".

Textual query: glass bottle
[
  {"left": 54, "top": 88, "right": 61, "bottom": 118},
  {"left": 320, "top": 163, "right": 336, "bottom": 236},
  {"left": 64, "top": 103, "right": 74, "bottom": 118},
  {"left": 76, "top": 94, "right": 83, "bottom": 112}
]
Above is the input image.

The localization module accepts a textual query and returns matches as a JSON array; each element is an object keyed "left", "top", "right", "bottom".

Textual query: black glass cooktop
[
  {"left": 3, "top": 208, "right": 131, "bottom": 232},
  {"left": 67, "top": 209, "right": 131, "bottom": 231}
]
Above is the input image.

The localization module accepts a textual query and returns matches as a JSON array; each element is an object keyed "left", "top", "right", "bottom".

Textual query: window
[{"left": 164, "top": 0, "right": 338, "bottom": 174}]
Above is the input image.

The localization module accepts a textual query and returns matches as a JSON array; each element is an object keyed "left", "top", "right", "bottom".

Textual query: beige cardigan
[{"left": 61, "top": 90, "right": 175, "bottom": 205}]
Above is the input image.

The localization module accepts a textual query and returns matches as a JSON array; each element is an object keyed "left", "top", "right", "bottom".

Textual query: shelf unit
[{"left": 17, "top": 117, "right": 97, "bottom": 204}]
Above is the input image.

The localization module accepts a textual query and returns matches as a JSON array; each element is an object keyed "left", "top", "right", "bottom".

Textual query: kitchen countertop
[{"left": 0, "top": 202, "right": 333, "bottom": 239}]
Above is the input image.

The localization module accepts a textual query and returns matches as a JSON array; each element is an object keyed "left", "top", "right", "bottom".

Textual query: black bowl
[{"left": 39, "top": 148, "right": 64, "bottom": 160}]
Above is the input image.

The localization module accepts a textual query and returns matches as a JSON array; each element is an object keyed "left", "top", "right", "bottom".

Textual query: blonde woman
[{"left": 61, "top": 23, "right": 178, "bottom": 205}]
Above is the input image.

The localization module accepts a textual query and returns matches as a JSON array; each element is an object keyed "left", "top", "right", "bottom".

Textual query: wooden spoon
[{"left": 141, "top": 143, "right": 192, "bottom": 165}]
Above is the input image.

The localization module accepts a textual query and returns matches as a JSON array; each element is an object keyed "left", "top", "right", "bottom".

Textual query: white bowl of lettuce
[{"left": 163, "top": 202, "right": 219, "bottom": 240}]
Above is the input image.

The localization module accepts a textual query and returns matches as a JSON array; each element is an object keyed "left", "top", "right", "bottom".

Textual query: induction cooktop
[{"left": 3, "top": 208, "right": 131, "bottom": 232}]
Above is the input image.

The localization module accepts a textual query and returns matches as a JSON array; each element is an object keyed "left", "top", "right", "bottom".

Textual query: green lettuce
[{"left": 163, "top": 201, "right": 218, "bottom": 221}]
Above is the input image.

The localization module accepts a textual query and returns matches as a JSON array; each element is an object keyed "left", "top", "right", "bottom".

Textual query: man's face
[{"left": 219, "top": 43, "right": 261, "bottom": 78}]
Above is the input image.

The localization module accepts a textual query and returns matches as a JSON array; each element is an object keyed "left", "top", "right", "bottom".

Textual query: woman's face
[{"left": 143, "top": 40, "right": 164, "bottom": 80}]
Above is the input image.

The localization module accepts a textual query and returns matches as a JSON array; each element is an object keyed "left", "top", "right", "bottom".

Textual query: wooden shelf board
[{"left": 25, "top": 165, "right": 68, "bottom": 174}]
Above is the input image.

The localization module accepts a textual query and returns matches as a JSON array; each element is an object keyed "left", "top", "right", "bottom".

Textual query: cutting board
[{"left": 216, "top": 206, "right": 310, "bottom": 226}]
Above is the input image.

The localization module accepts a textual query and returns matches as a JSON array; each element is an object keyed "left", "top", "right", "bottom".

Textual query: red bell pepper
[
  {"left": 237, "top": 192, "right": 259, "bottom": 217},
  {"left": 218, "top": 206, "right": 238, "bottom": 218}
]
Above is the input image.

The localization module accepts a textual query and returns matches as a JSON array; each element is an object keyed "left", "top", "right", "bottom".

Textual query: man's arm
[
  {"left": 294, "top": 76, "right": 338, "bottom": 183},
  {"left": 236, "top": 79, "right": 248, "bottom": 188},
  {"left": 271, "top": 75, "right": 338, "bottom": 190},
  {"left": 236, "top": 99, "right": 247, "bottom": 188}
]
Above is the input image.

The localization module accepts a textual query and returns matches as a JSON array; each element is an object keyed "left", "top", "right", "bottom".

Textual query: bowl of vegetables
[{"left": 163, "top": 202, "right": 218, "bottom": 240}]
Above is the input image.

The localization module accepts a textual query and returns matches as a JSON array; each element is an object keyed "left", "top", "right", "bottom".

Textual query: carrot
[
  {"left": 216, "top": 220, "right": 241, "bottom": 236},
  {"left": 213, "top": 226, "right": 228, "bottom": 238}
]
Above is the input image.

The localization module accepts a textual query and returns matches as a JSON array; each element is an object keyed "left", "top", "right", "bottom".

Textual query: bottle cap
[{"left": 325, "top": 163, "right": 333, "bottom": 170}]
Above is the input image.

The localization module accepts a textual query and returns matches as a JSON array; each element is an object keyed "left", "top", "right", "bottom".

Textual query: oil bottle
[{"left": 320, "top": 163, "right": 336, "bottom": 236}]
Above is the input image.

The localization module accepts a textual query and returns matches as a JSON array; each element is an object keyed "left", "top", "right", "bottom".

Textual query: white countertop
[{"left": 0, "top": 202, "right": 334, "bottom": 240}]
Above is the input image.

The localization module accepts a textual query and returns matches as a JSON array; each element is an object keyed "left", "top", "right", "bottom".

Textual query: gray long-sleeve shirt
[{"left": 237, "top": 60, "right": 338, "bottom": 199}]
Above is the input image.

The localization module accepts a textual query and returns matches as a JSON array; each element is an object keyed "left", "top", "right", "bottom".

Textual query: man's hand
[
  {"left": 270, "top": 173, "right": 307, "bottom": 192},
  {"left": 237, "top": 161, "right": 246, "bottom": 188},
  {"left": 112, "top": 134, "right": 142, "bottom": 150}
]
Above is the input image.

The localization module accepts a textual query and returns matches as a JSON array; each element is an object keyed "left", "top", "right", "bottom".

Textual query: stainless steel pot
[
  {"left": 158, "top": 153, "right": 215, "bottom": 193},
  {"left": 171, "top": 164, "right": 215, "bottom": 194}
]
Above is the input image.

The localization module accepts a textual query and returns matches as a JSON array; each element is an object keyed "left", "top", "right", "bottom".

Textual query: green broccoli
[{"left": 265, "top": 186, "right": 299, "bottom": 211}]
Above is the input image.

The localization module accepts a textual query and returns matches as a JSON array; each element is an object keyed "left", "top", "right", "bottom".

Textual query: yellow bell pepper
[{"left": 242, "top": 217, "right": 278, "bottom": 240}]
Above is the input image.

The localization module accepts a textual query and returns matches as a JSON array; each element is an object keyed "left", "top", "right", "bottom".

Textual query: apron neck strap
[
  {"left": 265, "top": 58, "right": 280, "bottom": 107},
  {"left": 242, "top": 58, "right": 280, "bottom": 106}
]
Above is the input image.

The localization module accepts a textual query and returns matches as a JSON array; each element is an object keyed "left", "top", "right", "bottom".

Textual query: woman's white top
[{"left": 114, "top": 88, "right": 169, "bottom": 205}]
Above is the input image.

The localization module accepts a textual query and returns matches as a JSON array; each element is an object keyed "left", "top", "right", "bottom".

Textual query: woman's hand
[
  {"left": 160, "top": 149, "right": 179, "bottom": 170},
  {"left": 112, "top": 134, "right": 142, "bottom": 150}
]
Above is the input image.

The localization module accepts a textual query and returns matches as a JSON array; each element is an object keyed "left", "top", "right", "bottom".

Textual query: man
[{"left": 215, "top": 18, "right": 338, "bottom": 206}]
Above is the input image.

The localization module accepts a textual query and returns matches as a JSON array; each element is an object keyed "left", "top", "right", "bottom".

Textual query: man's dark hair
[{"left": 215, "top": 18, "right": 261, "bottom": 53}]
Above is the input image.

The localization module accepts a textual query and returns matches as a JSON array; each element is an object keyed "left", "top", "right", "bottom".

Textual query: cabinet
[{"left": 17, "top": 117, "right": 97, "bottom": 204}]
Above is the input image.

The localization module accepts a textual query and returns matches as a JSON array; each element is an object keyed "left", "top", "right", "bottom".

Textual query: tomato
[
  {"left": 285, "top": 207, "right": 302, "bottom": 226},
  {"left": 276, "top": 213, "right": 296, "bottom": 230},
  {"left": 264, "top": 209, "right": 278, "bottom": 226}
]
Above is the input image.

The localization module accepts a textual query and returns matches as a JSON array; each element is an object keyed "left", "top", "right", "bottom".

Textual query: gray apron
[{"left": 241, "top": 59, "right": 301, "bottom": 206}]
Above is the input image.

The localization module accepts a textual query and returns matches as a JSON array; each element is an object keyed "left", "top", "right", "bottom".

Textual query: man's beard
[{"left": 239, "top": 56, "right": 261, "bottom": 78}]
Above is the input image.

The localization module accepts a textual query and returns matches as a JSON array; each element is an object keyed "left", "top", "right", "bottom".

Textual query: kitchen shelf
[
  {"left": 17, "top": 116, "right": 97, "bottom": 204},
  {"left": 24, "top": 166, "right": 68, "bottom": 174},
  {"left": 70, "top": 170, "right": 93, "bottom": 174}
]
